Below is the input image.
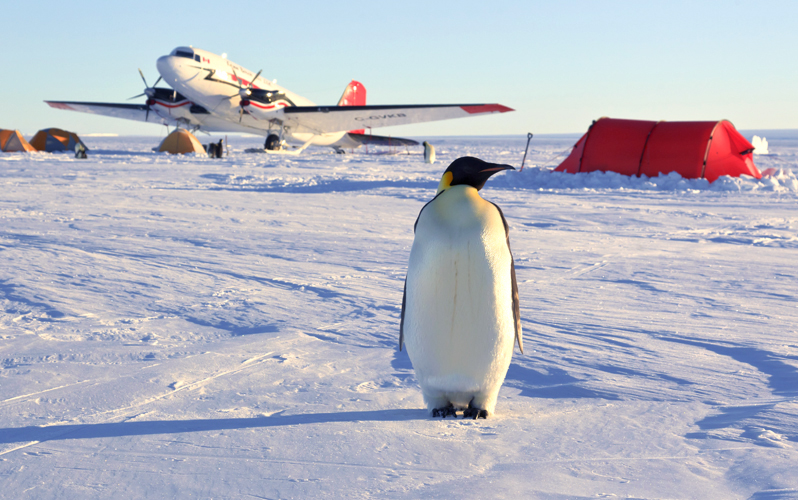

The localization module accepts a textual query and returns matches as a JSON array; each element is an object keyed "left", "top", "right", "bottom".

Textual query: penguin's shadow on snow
[
  {"left": 503, "top": 363, "right": 619, "bottom": 400},
  {"left": 391, "top": 348, "right": 617, "bottom": 401},
  {"left": 391, "top": 348, "right": 415, "bottom": 382},
  {"left": 0, "top": 409, "right": 428, "bottom": 445}
]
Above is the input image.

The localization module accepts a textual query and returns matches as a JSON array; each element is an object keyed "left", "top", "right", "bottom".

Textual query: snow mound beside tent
[{"left": 493, "top": 165, "right": 798, "bottom": 193}]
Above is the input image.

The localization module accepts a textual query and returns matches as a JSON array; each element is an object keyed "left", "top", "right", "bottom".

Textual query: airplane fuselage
[{"left": 155, "top": 47, "right": 348, "bottom": 146}]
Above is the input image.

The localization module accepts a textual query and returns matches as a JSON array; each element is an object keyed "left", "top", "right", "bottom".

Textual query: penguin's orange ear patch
[{"left": 436, "top": 171, "right": 453, "bottom": 194}]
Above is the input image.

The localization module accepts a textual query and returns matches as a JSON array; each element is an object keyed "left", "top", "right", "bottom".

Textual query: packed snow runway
[{"left": 1, "top": 134, "right": 797, "bottom": 499}]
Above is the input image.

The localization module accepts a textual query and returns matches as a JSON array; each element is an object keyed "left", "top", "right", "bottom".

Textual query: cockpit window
[
  {"left": 175, "top": 50, "right": 194, "bottom": 59},
  {"left": 194, "top": 54, "right": 201, "bottom": 62}
]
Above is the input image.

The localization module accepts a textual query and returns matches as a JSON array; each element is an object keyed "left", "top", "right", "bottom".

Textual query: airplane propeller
[
  {"left": 128, "top": 68, "right": 163, "bottom": 122},
  {"left": 223, "top": 69, "right": 263, "bottom": 122}
]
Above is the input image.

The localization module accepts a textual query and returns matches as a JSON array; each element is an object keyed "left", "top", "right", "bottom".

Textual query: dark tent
[
  {"left": 30, "top": 128, "right": 88, "bottom": 153},
  {"left": 554, "top": 118, "right": 761, "bottom": 183}
]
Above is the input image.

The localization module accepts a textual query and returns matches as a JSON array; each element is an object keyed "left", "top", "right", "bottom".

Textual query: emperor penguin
[
  {"left": 400, "top": 156, "right": 522, "bottom": 419},
  {"left": 423, "top": 141, "right": 436, "bottom": 164}
]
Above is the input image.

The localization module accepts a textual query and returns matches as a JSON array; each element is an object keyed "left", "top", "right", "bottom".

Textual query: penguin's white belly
[{"left": 404, "top": 189, "right": 514, "bottom": 408}]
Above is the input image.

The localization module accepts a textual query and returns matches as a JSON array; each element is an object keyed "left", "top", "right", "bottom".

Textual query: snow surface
[{"left": 1, "top": 134, "right": 797, "bottom": 499}]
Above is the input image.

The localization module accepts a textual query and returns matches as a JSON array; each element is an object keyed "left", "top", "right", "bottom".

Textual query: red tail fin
[
  {"left": 338, "top": 80, "right": 366, "bottom": 134},
  {"left": 338, "top": 80, "right": 366, "bottom": 106}
]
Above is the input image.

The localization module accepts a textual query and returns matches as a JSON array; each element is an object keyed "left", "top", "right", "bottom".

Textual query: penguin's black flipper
[
  {"left": 489, "top": 201, "right": 523, "bottom": 354},
  {"left": 399, "top": 277, "right": 407, "bottom": 351},
  {"left": 510, "top": 258, "right": 522, "bottom": 353}
]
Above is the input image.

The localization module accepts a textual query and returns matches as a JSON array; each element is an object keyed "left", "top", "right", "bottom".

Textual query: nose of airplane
[
  {"left": 156, "top": 54, "right": 195, "bottom": 90},
  {"left": 156, "top": 55, "right": 176, "bottom": 81}
]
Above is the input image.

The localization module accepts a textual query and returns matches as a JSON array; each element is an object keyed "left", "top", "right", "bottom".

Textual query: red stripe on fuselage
[
  {"left": 247, "top": 101, "right": 288, "bottom": 110},
  {"left": 232, "top": 76, "right": 259, "bottom": 90},
  {"left": 153, "top": 100, "right": 192, "bottom": 109}
]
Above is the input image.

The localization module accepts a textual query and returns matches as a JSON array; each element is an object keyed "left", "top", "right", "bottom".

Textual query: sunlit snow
[{"left": 1, "top": 134, "right": 797, "bottom": 499}]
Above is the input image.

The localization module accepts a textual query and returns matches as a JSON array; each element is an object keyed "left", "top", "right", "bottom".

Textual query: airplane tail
[
  {"left": 337, "top": 80, "right": 366, "bottom": 106},
  {"left": 338, "top": 80, "right": 366, "bottom": 134}
]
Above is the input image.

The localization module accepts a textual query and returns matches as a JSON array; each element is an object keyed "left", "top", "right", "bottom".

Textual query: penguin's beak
[
  {"left": 480, "top": 165, "right": 515, "bottom": 174},
  {"left": 473, "top": 163, "right": 514, "bottom": 190}
]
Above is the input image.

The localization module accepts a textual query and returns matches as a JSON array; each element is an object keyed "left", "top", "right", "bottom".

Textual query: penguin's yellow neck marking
[{"left": 436, "top": 171, "right": 453, "bottom": 194}]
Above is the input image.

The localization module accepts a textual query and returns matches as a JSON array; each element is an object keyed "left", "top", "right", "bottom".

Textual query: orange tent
[
  {"left": 30, "top": 127, "right": 88, "bottom": 152},
  {"left": 0, "top": 129, "right": 36, "bottom": 152},
  {"left": 554, "top": 118, "right": 760, "bottom": 183},
  {"left": 157, "top": 129, "right": 206, "bottom": 154}
]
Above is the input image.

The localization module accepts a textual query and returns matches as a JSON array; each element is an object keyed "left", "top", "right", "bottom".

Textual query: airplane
[{"left": 46, "top": 46, "right": 514, "bottom": 154}]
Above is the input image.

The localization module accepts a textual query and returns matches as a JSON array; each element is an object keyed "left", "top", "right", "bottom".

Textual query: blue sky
[{"left": 2, "top": 0, "right": 796, "bottom": 137}]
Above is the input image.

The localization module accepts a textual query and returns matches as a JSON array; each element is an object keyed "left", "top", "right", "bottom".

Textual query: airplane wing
[
  {"left": 346, "top": 132, "right": 418, "bottom": 147},
  {"left": 280, "top": 104, "right": 513, "bottom": 135},
  {"left": 46, "top": 101, "right": 162, "bottom": 123},
  {"left": 46, "top": 100, "right": 513, "bottom": 138},
  {"left": 45, "top": 100, "right": 260, "bottom": 134}
]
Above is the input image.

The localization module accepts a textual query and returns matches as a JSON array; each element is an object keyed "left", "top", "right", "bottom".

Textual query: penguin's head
[{"left": 436, "top": 156, "right": 515, "bottom": 194}]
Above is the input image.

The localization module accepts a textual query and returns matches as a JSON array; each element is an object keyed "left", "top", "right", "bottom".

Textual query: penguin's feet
[
  {"left": 432, "top": 403, "right": 457, "bottom": 418},
  {"left": 462, "top": 407, "right": 488, "bottom": 419},
  {"left": 463, "top": 400, "right": 488, "bottom": 419}
]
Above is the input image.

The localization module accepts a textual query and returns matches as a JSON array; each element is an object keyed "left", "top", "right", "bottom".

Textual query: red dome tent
[{"left": 554, "top": 118, "right": 761, "bottom": 183}]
